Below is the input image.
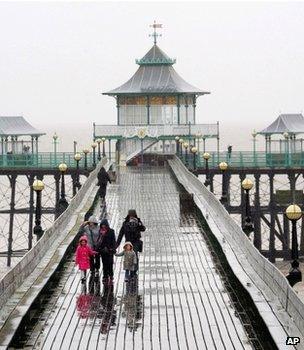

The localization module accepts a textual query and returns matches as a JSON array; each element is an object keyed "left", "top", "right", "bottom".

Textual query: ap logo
[{"left": 286, "top": 337, "right": 300, "bottom": 345}]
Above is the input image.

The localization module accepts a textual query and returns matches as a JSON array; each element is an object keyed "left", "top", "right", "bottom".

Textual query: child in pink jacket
[{"left": 76, "top": 235, "right": 97, "bottom": 293}]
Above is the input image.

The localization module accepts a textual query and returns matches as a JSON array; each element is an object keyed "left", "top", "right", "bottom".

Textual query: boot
[
  {"left": 94, "top": 270, "right": 100, "bottom": 295},
  {"left": 88, "top": 272, "right": 95, "bottom": 294},
  {"left": 94, "top": 269, "right": 100, "bottom": 282},
  {"left": 81, "top": 277, "right": 87, "bottom": 294}
]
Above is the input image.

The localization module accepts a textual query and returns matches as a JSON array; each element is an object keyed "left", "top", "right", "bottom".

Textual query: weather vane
[{"left": 149, "top": 21, "right": 162, "bottom": 45}]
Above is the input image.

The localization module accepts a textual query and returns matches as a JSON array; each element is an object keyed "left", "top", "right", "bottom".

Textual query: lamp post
[
  {"left": 175, "top": 136, "right": 180, "bottom": 155},
  {"left": 58, "top": 163, "right": 68, "bottom": 214},
  {"left": 219, "top": 162, "right": 228, "bottom": 204},
  {"left": 203, "top": 152, "right": 211, "bottom": 186},
  {"left": 202, "top": 137, "right": 206, "bottom": 153},
  {"left": 53, "top": 133, "right": 58, "bottom": 166},
  {"left": 285, "top": 204, "right": 302, "bottom": 286},
  {"left": 102, "top": 137, "right": 106, "bottom": 157},
  {"left": 184, "top": 142, "right": 189, "bottom": 166},
  {"left": 83, "top": 149, "right": 90, "bottom": 170},
  {"left": 179, "top": 138, "right": 184, "bottom": 159},
  {"left": 241, "top": 178, "right": 254, "bottom": 235},
  {"left": 32, "top": 179, "right": 44, "bottom": 241},
  {"left": 96, "top": 138, "right": 102, "bottom": 161},
  {"left": 252, "top": 130, "right": 257, "bottom": 165},
  {"left": 196, "top": 132, "right": 202, "bottom": 153},
  {"left": 191, "top": 147, "right": 198, "bottom": 170},
  {"left": 74, "top": 153, "right": 82, "bottom": 190},
  {"left": 91, "top": 142, "right": 97, "bottom": 167},
  {"left": 284, "top": 132, "right": 289, "bottom": 167}
]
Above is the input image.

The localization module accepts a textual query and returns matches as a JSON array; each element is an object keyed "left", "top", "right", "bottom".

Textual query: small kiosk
[
  {"left": 258, "top": 114, "right": 304, "bottom": 167},
  {"left": 0, "top": 116, "right": 45, "bottom": 166}
]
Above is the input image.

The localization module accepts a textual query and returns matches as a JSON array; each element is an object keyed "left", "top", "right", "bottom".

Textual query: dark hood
[{"left": 100, "top": 219, "right": 110, "bottom": 228}]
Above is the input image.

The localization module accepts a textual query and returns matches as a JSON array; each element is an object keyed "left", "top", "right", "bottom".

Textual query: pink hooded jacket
[{"left": 75, "top": 236, "right": 95, "bottom": 270}]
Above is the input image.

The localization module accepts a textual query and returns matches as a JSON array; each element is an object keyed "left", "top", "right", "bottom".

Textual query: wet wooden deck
[{"left": 19, "top": 166, "right": 253, "bottom": 350}]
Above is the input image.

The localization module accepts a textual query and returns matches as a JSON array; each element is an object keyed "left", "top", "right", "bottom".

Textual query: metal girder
[
  {"left": 260, "top": 214, "right": 284, "bottom": 243},
  {"left": 0, "top": 207, "right": 55, "bottom": 214}
]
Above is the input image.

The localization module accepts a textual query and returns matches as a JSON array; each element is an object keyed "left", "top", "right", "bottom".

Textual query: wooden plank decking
[{"left": 17, "top": 166, "right": 254, "bottom": 350}]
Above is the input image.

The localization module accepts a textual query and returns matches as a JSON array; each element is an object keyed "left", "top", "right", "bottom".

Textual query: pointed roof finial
[{"left": 149, "top": 20, "right": 162, "bottom": 45}]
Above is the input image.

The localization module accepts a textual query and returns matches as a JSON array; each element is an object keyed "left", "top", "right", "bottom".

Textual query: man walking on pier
[{"left": 97, "top": 167, "right": 111, "bottom": 202}]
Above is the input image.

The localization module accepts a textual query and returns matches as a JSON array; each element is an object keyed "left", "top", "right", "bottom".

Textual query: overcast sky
[{"left": 1, "top": 1, "right": 304, "bottom": 150}]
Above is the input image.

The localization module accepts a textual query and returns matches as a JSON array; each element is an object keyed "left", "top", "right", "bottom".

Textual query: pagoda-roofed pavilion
[
  {"left": 258, "top": 114, "right": 304, "bottom": 153},
  {"left": 257, "top": 113, "right": 304, "bottom": 166},
  {"left": 0, "top": 116, "right": 44, "bottom": 156},
  {"left": 103, "top": 43, "right": 210, "bottom": 126},
  {"left": 95, "top": 24, "right": 218, "bottom": 165}
]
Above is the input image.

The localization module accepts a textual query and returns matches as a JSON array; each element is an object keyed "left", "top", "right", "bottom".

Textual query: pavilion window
[
  {"left": 162, "top": 105, "right": 178, "bottom": 124},
  {"left": 179, "top": 95, "right": 194, "bottom": 124},
  {"left": 149, "top": 96, "right": 178, "bottom": 125},
  {"left": 187, "top": 105, "right": 194, "bottom": 124},
  {"left": 119, "top": 96, "right": 148, "bottom": 125},
  {"left": 150, "top": 105, "right": 162, "bottom": 124},
  {"left": 179, "top": 96, "right": 187, "bottom": 124}
]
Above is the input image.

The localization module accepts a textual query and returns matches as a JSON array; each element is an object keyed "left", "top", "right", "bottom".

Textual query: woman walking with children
[{"left": 76, "top": 209, "right": 145, "bottom": 294}]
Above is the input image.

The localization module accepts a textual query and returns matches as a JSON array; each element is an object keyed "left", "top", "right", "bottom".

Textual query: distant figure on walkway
[
  {"left": 75, "top": 236, "right": 97, "bottom": 294},
  {"left": 115, "top": 242, "right": 137, "bottom": 282},
  {"left": 97, "top": 219, "right": 116, "bottom": 287},
  {"left": 97, "top": 167, "right": 111, "bottom": 201},
  {"left": 227, "top": 145, "right": 232, "bottom": 160},
  {"left": 116, "top": 209, "right": 145, "bottom": 271},
  {"left": 79, "top": 216, "right": 101, "bottom": 293}
]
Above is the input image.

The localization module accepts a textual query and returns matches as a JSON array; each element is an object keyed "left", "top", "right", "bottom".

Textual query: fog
[{"left": 0, "top": 1, "right": 304, "bottom": 151}]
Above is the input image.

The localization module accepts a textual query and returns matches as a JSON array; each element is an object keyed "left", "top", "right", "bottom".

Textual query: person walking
[
  {"left": 115, "top": 242, "right": 137, "bottom": 282},
  {"left": 75, "top": 236, "right": 97, "bottom": 294},
  {"left": 79, "top": 216, "right": 101, "bottom": 293},
  {"left": 116, "top": 209, "right": 145, "bottom": 271},
  {"left": 96, "top": 219, "right": 116, "bottom": 286},
  {"left": 227, "top": 145, "right": 232, "bottom": 161},
  {"left": 97, "top": 167, "right": 111, "bottom": 201}
]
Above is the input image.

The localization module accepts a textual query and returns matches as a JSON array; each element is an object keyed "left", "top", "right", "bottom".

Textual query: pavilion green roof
[
  {"left": 135, "top": 45, "right": 176, "bottom": 65},
  {"left": 103, "top": 44, "right": 210, "bottom": 96},
  {"left": 0, "top": 116, "right": 45, "bottom": 137},
  {"left": 259, "top": 114, "right": 304, "bottom": 135}
]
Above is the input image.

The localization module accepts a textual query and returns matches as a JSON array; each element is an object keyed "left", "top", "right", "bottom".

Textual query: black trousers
[
  {"left": 101, "top": 254, "right": 114, "bottom": 279},
  {"left": 132, "top": 242, "right": 140, "bottom": 272},
  {"left": 90, "top": 254, "right": 101, "bottom": 272},
  {"left": 99, "top": 185, "right": 107, "bottom": 199}
]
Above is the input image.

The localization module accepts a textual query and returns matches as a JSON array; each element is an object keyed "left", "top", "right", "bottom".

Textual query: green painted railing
[
  {"left": 3, "top": 150, "right": 304, "bottom": 169},
  {"left": 178, "top": 151, "right": 304, "bottom": 169},
  {"left": 0, "top": 153, "right": 95, "bottom": 168}
]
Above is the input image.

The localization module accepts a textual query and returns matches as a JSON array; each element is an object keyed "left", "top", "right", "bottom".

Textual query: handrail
[
  {"left": 192, "top": 150, "right": 304, "bottom": 168},
  {"left": 0, "top": 152, "right": 96, "bottom": 168},
  {"left": 169, "top": 156, "right": 304, "bottom": 343},
  {"left": 0, "top": 158, "right": 108, "bottom": 309}
]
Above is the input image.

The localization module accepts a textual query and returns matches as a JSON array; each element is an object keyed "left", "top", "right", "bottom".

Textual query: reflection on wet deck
[{"left": 18, "top": 166, "right": 253, "bottom": 350}]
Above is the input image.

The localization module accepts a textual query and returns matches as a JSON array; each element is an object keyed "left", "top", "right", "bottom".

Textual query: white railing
[
  {"left": 94, "top": 123, "right": 219, "bottom": 138},
  {"left": 124, "top": 139, "right": 159, "bottom": 163},
  {"left": 169, "top": 156, "right": 304, "bottom": 345}
]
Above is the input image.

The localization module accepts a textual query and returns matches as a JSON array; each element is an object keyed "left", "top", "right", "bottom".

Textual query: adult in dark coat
[
  {"left": 97, "top": 167, "right": 111, "bottom": 200},
  {"left": 116, "top": 209, "right": 145, "bottom": 271},
  {"left": 96, "top": 219, "right": 116, "bottom": 286}
]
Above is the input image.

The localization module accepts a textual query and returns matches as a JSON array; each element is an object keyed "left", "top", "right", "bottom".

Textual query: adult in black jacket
[
  {"left": 97, "top": 167, "right": 111, "bottom": 200},
  {"left": 96, "top": 219, "right": 116, "bottom": 286},
  {"left": 117, "top": 210, "right": 145, "bottom": 272}
]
